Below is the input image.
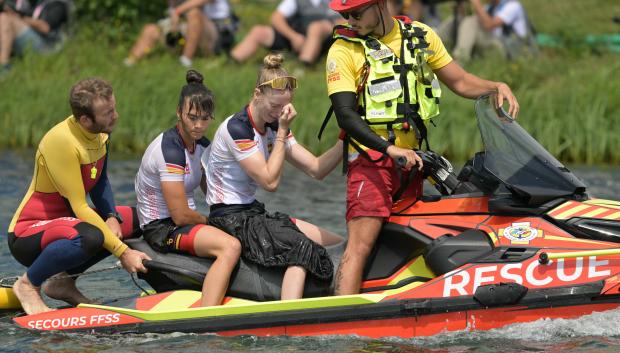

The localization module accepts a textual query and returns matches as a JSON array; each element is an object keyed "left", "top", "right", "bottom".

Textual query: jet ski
[{"left": 12, "top": 93, "right": 620, "bottom": 337}]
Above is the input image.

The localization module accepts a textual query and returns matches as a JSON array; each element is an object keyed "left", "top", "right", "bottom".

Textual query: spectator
[
  {"left": 202, "top": 0, "right": 238, "bottom": 56},
  {"left": 124, "top": 0, "right": 236, "bottom": 67},
  {"left": 231, "top": 0, "right": 343, "bottom": 66},
  {"left": 438, "top": 0, "right": 534, "bottom": 62},
  {"left": 0, "top": 0, "right": 72, "bottom": 76}
]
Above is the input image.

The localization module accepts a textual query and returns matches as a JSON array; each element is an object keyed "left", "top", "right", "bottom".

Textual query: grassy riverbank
[{"left": 0, "top": 0, "right": 618, "bottom": 163}]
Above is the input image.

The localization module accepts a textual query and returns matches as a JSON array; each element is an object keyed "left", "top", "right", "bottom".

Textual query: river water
[{"left": 1, "top": 150, "right": 620, "bottom": 352}]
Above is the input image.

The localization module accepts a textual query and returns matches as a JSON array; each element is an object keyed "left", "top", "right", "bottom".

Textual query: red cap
[{"left": 329, "top": 0, "right": 379, "bottom": 12}]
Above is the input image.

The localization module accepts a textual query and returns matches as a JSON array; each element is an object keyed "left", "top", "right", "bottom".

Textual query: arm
[
  {"left": 469, "top": 0, "right": 505, "bottom": 31},
  {"left": 173, "top": 0, "right": 210, "bottom": 17},
  {"left": 330, "top": 92, "right": 422, "bottom": 170},
  {"left": 239, "top": 126, "right": 290, "bottom": 192},
  {"left": 21, "top": 17, "right": 50, "bottom": 34},
  {"left": 89, "top": 150, "right": 123, "bottom": 238},
  {"left": 40, "top": 139, "right": 127, "bottom": 258},
  {"left": 435, "top": 60, "right": 519, "bottom": 117},
  {"left": 330, "top": 92, "right": 392, "bottom": 153},
  {"left": 161, "top": 181, "right": 208, "bottom": 226},
  {"left": 237, "top": 104, "right": 296, "bottom": 192},
  {"left": 286, "top": 139, "right": 343, "bottom": 180}
]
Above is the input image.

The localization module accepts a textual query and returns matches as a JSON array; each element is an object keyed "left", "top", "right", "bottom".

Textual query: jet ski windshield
[{"left": 474, "top": 94, "right": 587, "bottom": 205}]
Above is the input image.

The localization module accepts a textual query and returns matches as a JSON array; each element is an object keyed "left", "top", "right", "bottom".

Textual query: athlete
[
  {"left": 325, "top": 0, "right": 519, "bottom": 295},
  {"left": 8, "top": 77, "right": 150, "bottom": 315},
  {"left": 204, "top": 53, "right": 343, "bottom": 300},
  {"left": 135, "top": 70, "right": 240, "bottom": 307}
]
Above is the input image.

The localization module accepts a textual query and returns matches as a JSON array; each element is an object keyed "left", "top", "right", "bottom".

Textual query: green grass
[{"left": 1, "top": 0, "right": 619, "bottom": 163}]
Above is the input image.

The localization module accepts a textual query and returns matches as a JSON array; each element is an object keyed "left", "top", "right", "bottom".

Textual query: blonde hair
[{"left": 255, "top": 53, "right": 291, "bottom": 91}]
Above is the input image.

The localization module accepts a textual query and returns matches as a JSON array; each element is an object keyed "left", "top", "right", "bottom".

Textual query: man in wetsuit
[
  {"left": 8, "top": 77, "right": 151, "bottom": 315},
  {"left": 325, "top": 0, "right": 519, "bottom": 295}
]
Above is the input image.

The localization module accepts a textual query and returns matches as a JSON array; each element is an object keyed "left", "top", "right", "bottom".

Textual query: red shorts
[{"left": 346, "top": 151, "right": 422, "bottom": 222}]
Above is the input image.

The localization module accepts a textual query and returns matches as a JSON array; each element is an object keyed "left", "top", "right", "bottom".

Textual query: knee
[
  {"left": 142, "top": 24, "right": 161, "bottom": 40},
  {"left": 248, "top": 26, "right": 269, "bottom": 41},
  {"left": 186, "top": 8, "right": 203, "bottom": 23},
  {"left": 74, "top": 223, "right": 104, "bottom": 256},
  {"left": 224, "top": 237, "right": 242, "bottom": 260},
  {"left": 306, "top": 21, "right": 328, "bottom": 37}
]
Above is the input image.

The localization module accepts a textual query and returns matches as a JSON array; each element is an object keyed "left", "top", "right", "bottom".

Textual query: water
[{"left": 2, "top": 149, "right": 620, "bottom": 352}]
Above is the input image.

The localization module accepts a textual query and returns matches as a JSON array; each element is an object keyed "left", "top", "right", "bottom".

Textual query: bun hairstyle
[
  {"left": 256, "top": 53, "right": 291, "bottom": 91},
  {"left": 178, "top": 69, "right": 215, "bottom": 117}
]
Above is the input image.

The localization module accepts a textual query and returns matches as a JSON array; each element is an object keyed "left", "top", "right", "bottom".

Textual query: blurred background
[{"left": 0, "top": 0, "right": 618, "bottom": 164}]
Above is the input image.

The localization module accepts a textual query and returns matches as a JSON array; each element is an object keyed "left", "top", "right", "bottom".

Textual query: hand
[
  {"left": 278, "top": 103, "right": 297, "bottom": 129},
  {"left": 386, "top": 145, "right": 423, "bottom": 171},
  {"left": 290, "top": 33, "right": 305, "bottom": 53},
  {"left": 105, "top": 217, "right": 123, "bottom": 239},
  {"left": 119, "top": 248, "right": 151, "bottom": 274},
  {"left": 496, "top": 82, "right": 519, "bottom": 118}
]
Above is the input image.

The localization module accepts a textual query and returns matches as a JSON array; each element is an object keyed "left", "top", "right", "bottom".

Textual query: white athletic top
[
  {"left": 277, "top": 0, "right": 337, "bottom": 19},
  {"left": 204, "top": 0, "right": 231, "bottom": 20},
  {"left": 203, "top": 107, "right": 296, "bottom": 206},
  {"left": 489, "top": 0, "right": 528, "bottom": 38},
  {"left": 135, "top": 127, "right": 210, "bottom": 227}
]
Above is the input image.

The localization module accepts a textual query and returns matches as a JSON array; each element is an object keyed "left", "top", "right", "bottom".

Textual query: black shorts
[
  {"left": 141, "top": 218, "right": 207, "bottom": 256},
  {"left": 269, "top": 16, "right": 335, "bottom": 55},
  {"left": 208, "top": 201, "right": 333, "bottom": 280}
]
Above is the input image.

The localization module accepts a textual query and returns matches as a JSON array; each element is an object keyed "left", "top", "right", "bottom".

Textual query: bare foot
[
  {"left": 12, "top": 274, "right": 53, "bottom": 315},
  {"left": 42, "top": 272, "right": 95, "bottom": 306}
]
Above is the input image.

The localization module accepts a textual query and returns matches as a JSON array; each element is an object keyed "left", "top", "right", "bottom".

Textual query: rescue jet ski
[{"left": 13, "top": 94, "right": 620, "bottom": 337}]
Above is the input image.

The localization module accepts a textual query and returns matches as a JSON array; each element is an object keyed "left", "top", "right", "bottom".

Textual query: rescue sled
[{"left": 12, "top": 94, "right": 620, "bottom": 337}]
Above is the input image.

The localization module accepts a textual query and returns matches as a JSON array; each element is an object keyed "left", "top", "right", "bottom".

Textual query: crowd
[
  {"left": 0, "top": 0, "right": 536, "bottom": 78},
  {"left": 6, "top": 0, "right": 522, "bottom": 315}
]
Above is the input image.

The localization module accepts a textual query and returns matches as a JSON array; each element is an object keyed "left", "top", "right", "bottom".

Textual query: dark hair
[
  {"left": 178, "top": 70, "right": 215, "bottom": 117},
  {"left": 69, "top": 77, "right": 113, "bottom": 120}
]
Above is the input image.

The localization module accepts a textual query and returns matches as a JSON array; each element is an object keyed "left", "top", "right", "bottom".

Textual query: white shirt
[
  {"left": 277, "top": 0, "right": 336, "bottom": 18},
  {"left": 204, "top": 0, "right": 230, "bottom": 20},
  {"left": 204, "top": 108, "right": 296, "bottom": 206},
  {"left": 490, "top": 0, "right": 528, "bottom": 38},
  {"left": 135, "top": 127, "right": 210, "bottom": 227}
]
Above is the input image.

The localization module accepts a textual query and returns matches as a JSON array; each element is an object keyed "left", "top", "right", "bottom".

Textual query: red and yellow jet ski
[{"left": 12, "top": 94, "right": 620, "bottom": 337}]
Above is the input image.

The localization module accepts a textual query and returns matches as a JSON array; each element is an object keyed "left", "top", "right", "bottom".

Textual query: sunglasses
[
  {"left": 258, "top": 76, "right": 298, "bottom": 90},
  {"left": 339, "top": 4, "right": 374, "bottom": 20}
]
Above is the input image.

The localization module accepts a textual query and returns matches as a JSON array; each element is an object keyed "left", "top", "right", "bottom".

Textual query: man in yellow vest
[{"left": 325, "top": 0, "right": 519, "bottom": 295}]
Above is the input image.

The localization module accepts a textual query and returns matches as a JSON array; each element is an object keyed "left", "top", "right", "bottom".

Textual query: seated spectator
[
  {"left": 438, "top": 0, "right": 534, "bottom": 62},
  {"left": 231, "top": 0, "right": 343, "bottom": 66},
  {"left": 396, "top": 0, "right": 440, "bottom": 29},
  {"left": 202, "top": 0, "right": 238, "bottom": 56},
  {"left": 0, "top": 0, "right": 72, "bottom": 76},
  {"left": 124, "top": 0, "right": 236, "bottom": 67}
]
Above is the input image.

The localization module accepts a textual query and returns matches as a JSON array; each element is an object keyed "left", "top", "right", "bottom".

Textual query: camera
[{"left": 0, "top": 0, "right": 34, "bottom": 16}]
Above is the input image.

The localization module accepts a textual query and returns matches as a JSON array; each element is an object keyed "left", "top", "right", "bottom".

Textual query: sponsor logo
[
  {"left": 501, "top": 222, "right": 540, "bottom": 244},
  {"left": 26, "top": 313, "right": 121, "bottom": 330},
  {"left": 327, "top": 59, "right": 337, "bottom": 73},
  {"left": 327, "top": 72, "right": 341, "bottom": 83},
  {"left": 442, "top": 256, "right": 610, "bottom": 297}
]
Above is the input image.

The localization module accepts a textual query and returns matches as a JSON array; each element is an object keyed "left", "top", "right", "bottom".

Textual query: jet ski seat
[{"left": 423, "top": 229, "right": 495, "bottom": 276}]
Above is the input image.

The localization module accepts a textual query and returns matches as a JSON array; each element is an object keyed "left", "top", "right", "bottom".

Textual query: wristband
[{"left": 106, "top": 212, "right": 123, "bottom": 224}]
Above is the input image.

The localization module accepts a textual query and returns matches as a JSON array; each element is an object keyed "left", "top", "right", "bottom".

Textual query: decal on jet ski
[
  {"left": 14, "top": 307, "right": 143, "bottom": 331},
  {"left": 548, "top": 200, "right": 620, "bottom": 220},
  {"left": 442, "top": 256, "right": 611, "bottom": 297},
  {"left": 501, "top": 222, "right": 541, "bottom": 244}
]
